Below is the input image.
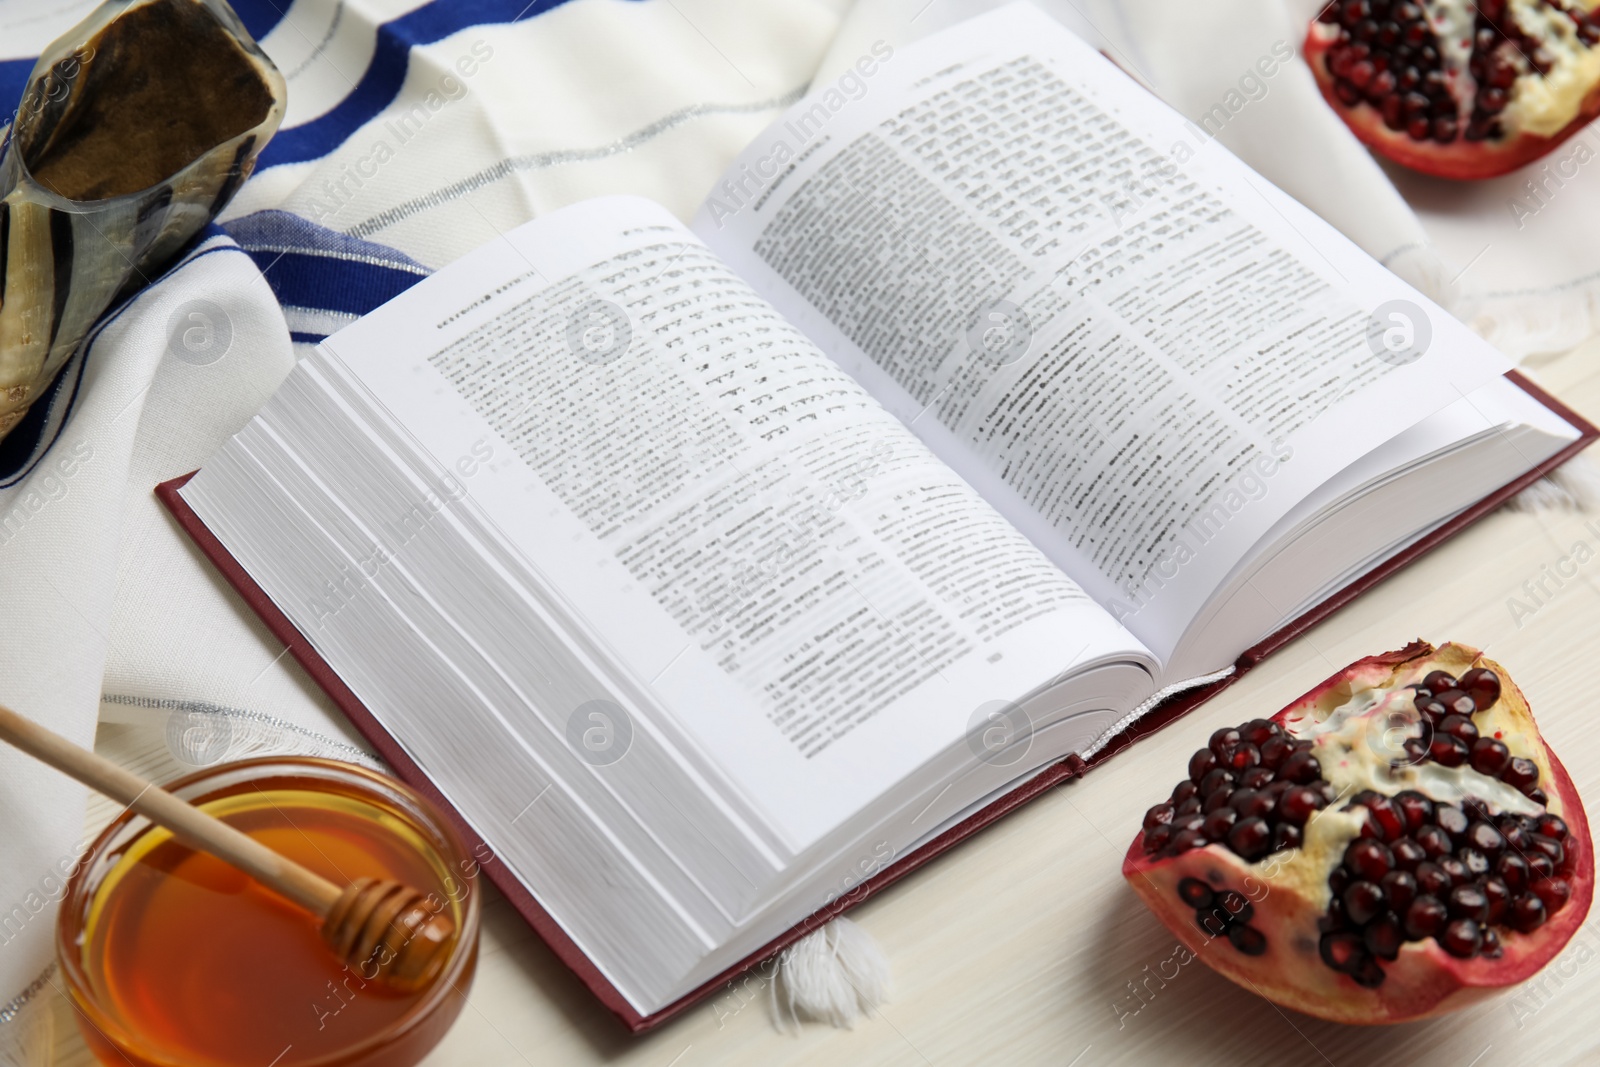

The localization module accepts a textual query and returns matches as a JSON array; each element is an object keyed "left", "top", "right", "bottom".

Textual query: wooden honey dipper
[{"left": 0, "top": 701, "right": 456, "bottom": 991}]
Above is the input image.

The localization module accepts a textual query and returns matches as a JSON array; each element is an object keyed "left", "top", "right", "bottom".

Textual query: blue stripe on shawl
[{"left": 258, "top": 0, "right": 628, "bottom": 168}]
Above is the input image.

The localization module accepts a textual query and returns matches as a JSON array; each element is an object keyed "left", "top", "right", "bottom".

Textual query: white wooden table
[{"left": 50, "top": 338, "right": 1600, "bottom": 1066}]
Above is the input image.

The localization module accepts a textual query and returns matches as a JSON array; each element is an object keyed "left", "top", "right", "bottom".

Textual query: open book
[{"left": 160, "top": 3, "right": 1594, "bottom": 1030}]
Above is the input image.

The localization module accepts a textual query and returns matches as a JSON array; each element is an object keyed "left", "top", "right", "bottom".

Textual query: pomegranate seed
[
  {"left": 1458, "top": 668, "right": 1501, "bottom": 708},
  {"left": 1448, "top": 884, "right": 1490, "bottom": 923},
  {"left": 1536, "top": 814, "right": 1569, "bottom": 839},
  {"left": 1381, "top": 93, "right": 1406, "bottom": 128},
  {"left": 1228, "top": 924, "right": 1268, "bottom": 955},
  {"left": 1203, "top": 808, "right": 1238, "bottom": 839},
  {"left": 1484, "top": 877, "right": 1512, "bottom": 923},
  {"left": 1534, "top": 877, "right": 1572, "bottom": 913},
  {"left": 1240, "top": 766, "right": 1275, "bottom": 790},
  {"left": 1415, "top": 861, "right": 1451, "bottom": 897},
  {"left": 1432, "top": 115, "right": 1460, "bottom": 143},
  {"left": 1376, "top": 20, "right": 1400, "bottom": 47},
  {"left": 1430, "top": 735, "right": 1468, "bottom": 766},
  {"left": 1382, "top": 869, "right": 1417, "bottom": 913},
  {"left": 1172, "top": 780, "right": 1198, "bottom": 804},
  {"left": 1405, "top": 895, "right": 1448, "bottom": 938},
  {"left": 1497, "top": 853, "right": 1530, "bottom": 892},
  {"left": 1200, "top": 768, "right": 1236, "bottom": 796},
  {"left": 1435, "top": 805, "right": 1469, "bottom": 838},
  {"left": 1279, "top": 751, "right": 1321, "bottom": 784},
  {"left": 1365, "top": 915, "right": 1404, "bottom": 960},
  {"left": 1465, "top": 825, "right": 1497, "bottom": 857},
  {"left": 1439, "top": 714, "right": 1478, "bottom": 743},
  {"left": 1397, "top": 65, "right": 1421, "bottom": 90},
  {"left": 1203, "top": 789, "right": 1234, "bottom": 814},
  {"left": 1318, "top": 2, "right": 1341, "bottom": 22},
  {"left": 1503, "top": 757, "right": 1539, "bottom": 789},
  {"left": 1350, "top": 60, "right": 1376, "bottom": 88},
  {"left": 1189, "top": 748, "right": 1218, "bottom": 782},
  {"left": 1361, "top": 795, "right": 1405, "bottom": 841},
  {"left": 1489, "top": 62, "right": 1516, "bottom": 89},
  {"left": 1320, "top": 931, "right": 1361, "bottom": 969},
  {"left": 1483, "top": 928, "right": 1503, "bottom": 958},
  {"left": 1144, "top": 803, "right": 1175, "bottom": 831},
  {"left": 1171, "top": 828, "right": 1205, "bottom": 853},
  {"left": 1403, "top": 21, "right": 1429, "bottom": 46},
  {"left": 1530, "top": 836, "right": 1566, "bottom": 866},
  {"left": 1345, "top": 838, "right": 1395, "bottom": 881},
  {"left": 1422, "top": 670, "right": 1456, "bottom": 692},
  {"left": 1228, "top": 743, "right": 1262, "bottom": 771},
  {"left": 1437, "top": 856, "right": 1471, "bottom": 887},
  {"left": 1433, "top": 689, "right": 1476, "bottom": 716},
  {"left": 1279, "top": 785, "right": 1322, "bottom": 825},
  {"left": 1195, "top": 908, "right": 1229, "bottom": 938},
  {"left": 1416, "top": 826, "right": 1453, "bottom": 858},
  {"left": 1335, "top": 79, "right": 1363, "bottom": 106},
  {"left": 1230, "top": 788, "right": 1271, "bottom": 819},
  {"left": 1441, "top": 919, "right": 1482, "bottom": 958},
  {"left": 1529, "top": 852, "right": 1555, "bottom": 880},
  {"left": 1228, "top": 817, "right": 1272, "bottom": 861},
  {"left": 1393, "top": 791, "right": 1433, "bottom": 832},
  {"left": 1176, "top": 796, "right": 1202, "bottom": 816},
  {"left": 1392, "top": 838, "right": 1426, "bottom": 870},
  {"left": 1217, "top": 890, "right": 1254, "bottom": 922},
  {"left": 1240, "top": 719, "right": 1277, "bottom": 745},
  {"left": 1260, "top": 735, "right": 1293, "bottom": 768},
  {"left": 1527, "top": 787, "right": 1549, "bottom": 805},
  {"left": 1343, "top": 880, "right": 1387, "bottom": 925},
  {"left": 1209, "top": 728, "right": 1240, "bottom": 759},
  {"left": 1342, "top": 0, "right": 1370, "bottom": 23},
  {"left": 1329, "top": 866, "right": 1351, "bottom": 895},
  {"left": 1144, "top": 824, "right": 1172, "bottom": 852},
  {"left": 1177, "top": 878, "right": 1213, "bottom": 908},
  {"left": 1272, "top": 823, "right": 1302, "bottom": 851},
  {"left": 1459, "top": 848, "right": 1490, "bottom": 877},
  {"left": 1331, "top": 48, "right": 1358, "bottom": 79},
  {"left": 1512, "top": 894, "right": 1548, "bottom": 931},
  {"left": 1470, "top": 738, "right": 1511, "bottom": 776}
]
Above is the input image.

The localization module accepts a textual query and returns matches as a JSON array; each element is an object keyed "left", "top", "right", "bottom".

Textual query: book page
[
  {"left": 692, "top": 2, "right": 1513, "bottom": 671},
  {"left": 311, "top": 195, "right": 1150, "bottom": 850}
]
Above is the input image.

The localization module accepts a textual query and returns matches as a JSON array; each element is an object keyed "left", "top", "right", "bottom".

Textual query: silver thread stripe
[
  {"left": 345, "top": 85, "right": 808, "bottom": 238},
  {"left": 0, "top": 966, "right": 53, "bottom": 1025}
]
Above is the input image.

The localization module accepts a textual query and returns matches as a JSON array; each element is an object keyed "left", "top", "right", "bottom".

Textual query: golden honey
[{"left": 58, "top": 759, "right": 479, "bottom": 1067}]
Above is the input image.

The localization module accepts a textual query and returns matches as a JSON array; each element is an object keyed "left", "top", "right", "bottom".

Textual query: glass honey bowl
[{"left": 57, "top": 756, "right": 482, "bottom": 1067}]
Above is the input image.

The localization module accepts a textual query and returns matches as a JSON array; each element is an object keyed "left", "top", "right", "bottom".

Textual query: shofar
[{"left": 0, "top": 0, "right": 285, "bottom": 443}]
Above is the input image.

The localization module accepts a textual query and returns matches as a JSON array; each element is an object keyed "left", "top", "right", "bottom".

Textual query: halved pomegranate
[
  {"left": 1306, "top": 0, "right": 1600, "bottom": 178},
  {"left": 1123, "top": 641, "right": 1592, "bottom": 1023}
]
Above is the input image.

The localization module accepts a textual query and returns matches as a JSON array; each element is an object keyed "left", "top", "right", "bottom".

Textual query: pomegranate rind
[
  {"left": 1303, "top": 26, "right": 1600, "bottom": 180},
  {"left": 1123, "top": 641, "right": 1593, "bottom": 1024}
]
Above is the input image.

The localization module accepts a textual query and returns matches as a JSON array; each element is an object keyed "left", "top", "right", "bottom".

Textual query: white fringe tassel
[
  {"left": 771, "top": 917, "right": 891, "bottom": 1031},
  {"left": 1503, "top": 454, "right": 1600, "bottom": 514}
]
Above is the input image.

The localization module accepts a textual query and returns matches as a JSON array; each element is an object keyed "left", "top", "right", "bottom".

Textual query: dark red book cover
[{"left": 155, "top": 369, "right": 1595, "bottom": 1032}]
